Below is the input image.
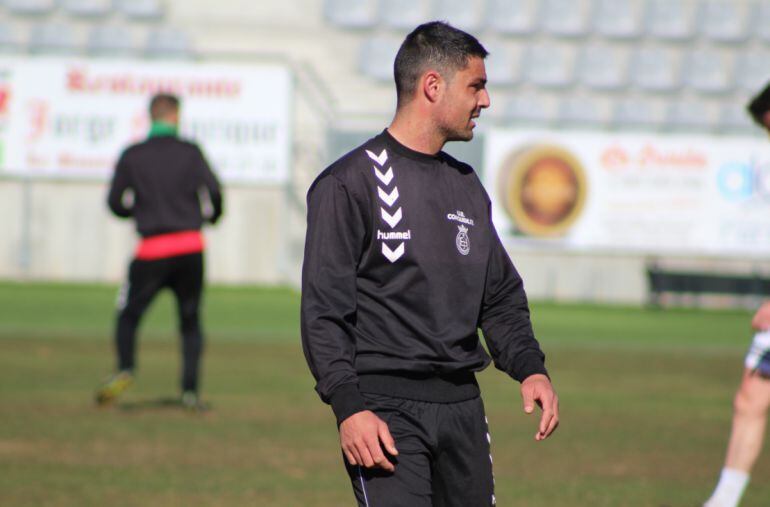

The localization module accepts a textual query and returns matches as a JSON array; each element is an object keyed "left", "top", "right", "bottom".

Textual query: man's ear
[{"left": 422, "top": 70, "right": 442, "bottom": 103}]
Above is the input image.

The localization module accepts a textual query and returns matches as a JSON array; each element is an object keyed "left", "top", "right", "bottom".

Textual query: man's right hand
[{"left": 340, "top": 410, "right": 398, "bottom": 472}]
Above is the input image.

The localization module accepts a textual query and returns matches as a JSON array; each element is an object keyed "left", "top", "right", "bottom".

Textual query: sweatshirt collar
[
  {"left": 380, "top": 129, "right": 443, "bottom": 163},
  {"left": 148, "top": 121, "right": 178, "bottom": 138}
]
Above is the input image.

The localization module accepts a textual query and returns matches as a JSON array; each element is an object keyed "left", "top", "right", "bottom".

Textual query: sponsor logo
[
  {"left": 455, "top": 225, "right": 470, "bottom": 255},
  {"left": 446, "top": 210, "right": 475, "bottom": 226},
  {"left": 377, "top": 229, "right": 412, "bottom": 240},
  {"left": 497, "top": 144, "right": 587, "bottom": 237}
]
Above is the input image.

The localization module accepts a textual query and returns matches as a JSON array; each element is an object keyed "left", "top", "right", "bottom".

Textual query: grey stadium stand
[
  {"left": 645, "top": 0, "right": 697, "bottom": 41},
  {"left": 631, "top": 47, "right": 682, "bottom": 93},
  {"left": 558, "top": 96, "right": 612, "bottom": 129},
  {"left": 485, "top": 0, "right": 539, "bottom": 36},
  {"left": 665, "top": 99, "right": 718, "bottom": 133},
  {"left": 358, "top": 36, "right": 401, "bottom": 82},
  {"left": 380, "top": 0, "right": 430, "bottom": 31},
  {"left": 734, "top": 50, "right": 770, "bottom": 92},
  {"left": 483, "top": 41, "right": 521, "bottom": 87},
  {"left": 577, "top": 44, "right": 629, "bottom": 91},
  {"left": 432, "top": 0, "right": 483, "bottom": 32},
  {"left": 115, "top": 0, "right": 164, "bottom": 21},
  {"left": 87, "top": 25, "right": 136, "bottom": 57},
  {"left": 593, "top": 0, "right": 643, "bottom": 40},
  {"left": 541, "top": 0, "right": 591, "bottom": 38},
  {"left": 501, "top": 93, "right": 558, "bottom": 125},
  {"left": 28, "top": 23, "right": 79, "bottom": 55},
  {"left": 524, "top": 43, "right": 576, "bottom": 89},
  {"left": 62, "top": 0, "right": 113, "bottom": 18},
  {"left": 699, "top": 0, "right": 750, "bottom": 43},
  {"left": 683, "top": 49, "right": 733, "bottom": 95},
  {"left": 612, "top": 97, "right": 666, "bottom": 130},
  {"left": 323, "top": 0, "right": 377, "bottom": 29},
  {"left": 145, "top": 27, "right": 192, "bottom": 59},
  {"left": 5, "top": 0, "right": 56, "bottom": 16}
]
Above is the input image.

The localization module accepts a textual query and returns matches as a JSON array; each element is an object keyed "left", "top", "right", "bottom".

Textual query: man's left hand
[{"left": 520, "top": 373, "right": 559, "bottom": 441}]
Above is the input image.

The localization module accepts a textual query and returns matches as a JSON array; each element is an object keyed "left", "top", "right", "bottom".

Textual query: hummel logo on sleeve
[
  {"left": 366, "top": 149, "right": 388, "bottom": 167},
  {"left": 378, "top": 187, "right": 400, "bottom": 207},
  {"left": 381, "top": 242, "right": 405, "bottom": 263},
  {"left": 366, "top": 147, "right": 410, "bottom": 263},
  {"left": 381, "top": 207, "right": 403, "bottom": 228},
  {"left": 374, "top": 166, "right": 394, "bottom": 185}
]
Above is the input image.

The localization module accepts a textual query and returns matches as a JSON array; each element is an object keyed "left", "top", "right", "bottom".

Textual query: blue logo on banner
[{"left": 717, "top": 160, "right": 770, "bottom": 203}]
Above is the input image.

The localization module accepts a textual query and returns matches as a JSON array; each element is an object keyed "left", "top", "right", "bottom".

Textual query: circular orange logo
[{"left": 497, "top": 144, "right": 587, "bottom": 237}]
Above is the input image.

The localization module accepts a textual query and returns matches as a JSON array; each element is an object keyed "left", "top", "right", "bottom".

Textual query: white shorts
[{"left": 745, "top": 330, "right": 770, "bottom": 376}]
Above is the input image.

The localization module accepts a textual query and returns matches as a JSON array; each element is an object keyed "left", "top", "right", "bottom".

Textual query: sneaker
[
  {"left": 95, "top": 371, "right": 134, "bottom": 406},
  {"left": 180, "top": 391, "right": 209, "bottom": 412}
]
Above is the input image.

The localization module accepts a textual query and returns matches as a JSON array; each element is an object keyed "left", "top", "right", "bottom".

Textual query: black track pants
[
  {"left": 345, "top": 393, "right": 495, "bottom": 507},
  {"left": 115, "top": 252, "right": 204, "bottom": 393}
]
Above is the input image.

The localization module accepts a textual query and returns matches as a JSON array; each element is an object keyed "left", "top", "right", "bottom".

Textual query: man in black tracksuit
[
  {"left": 301, "top": 22, "right": 559, "bottom": 506},
  {"left": 95, "top": 93, "right": 223, "bottom": 410}
]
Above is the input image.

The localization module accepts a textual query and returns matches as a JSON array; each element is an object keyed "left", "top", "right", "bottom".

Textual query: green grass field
[{"left": 0, "top": 282, "right": 768, "bottom": 506}]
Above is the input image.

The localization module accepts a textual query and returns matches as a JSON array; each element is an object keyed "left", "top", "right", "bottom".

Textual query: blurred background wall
[{"left": 2, "top": 0, "right": 770, "bottom": 306}]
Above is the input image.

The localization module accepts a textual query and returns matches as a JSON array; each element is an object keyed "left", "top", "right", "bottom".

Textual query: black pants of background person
[
  {"left": 345, "top": 393, "right": 495, "bottom": 507},
  {"left": 115, "top": 252, "right": 204, "bottom": 393}
]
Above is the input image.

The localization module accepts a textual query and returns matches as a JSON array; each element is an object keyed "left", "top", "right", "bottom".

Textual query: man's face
[{"left": 436, "top": 56, "right": 490, "bottom": 142}]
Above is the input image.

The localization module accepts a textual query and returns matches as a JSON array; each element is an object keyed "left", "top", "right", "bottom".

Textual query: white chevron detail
[
  {"left": 366, "top": 149, "right": 388, "bottom": 167},
  {"left": 381, "top": 242, "right": 405, "bottom": 263},
  {"left": 374, "top": 166, "right": 394, "bottom": 185},
  {"left": 380, "top": 207, "right": 402, "bottom": 228},
  {"left": 378, "top": 186, "right": 399, "bottom": 207}
]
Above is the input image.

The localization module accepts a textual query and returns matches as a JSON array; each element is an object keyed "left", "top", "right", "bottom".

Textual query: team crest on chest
[{"left": 455, "top": 225, "right": 470, "bottom": 256}]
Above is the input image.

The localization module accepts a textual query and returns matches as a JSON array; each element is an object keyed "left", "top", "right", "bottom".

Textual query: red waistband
[{"left": 135, "top": 230, "right": 204, "bottom": 260}]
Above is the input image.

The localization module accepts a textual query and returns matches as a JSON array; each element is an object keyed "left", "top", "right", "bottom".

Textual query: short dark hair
[
  {"left": 394, "top": 21, "right": 488, "bottom": 107},
  {"left": 149, "top": 93, "right": 180, "bottom": 121},
  {"left": 748, "top": 82, "right": 770, "bottom": 128}
]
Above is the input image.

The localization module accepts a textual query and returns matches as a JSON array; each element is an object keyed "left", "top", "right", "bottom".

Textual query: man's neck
[{"left": 388, "top": 108, "right": 445, "bottom": 155}]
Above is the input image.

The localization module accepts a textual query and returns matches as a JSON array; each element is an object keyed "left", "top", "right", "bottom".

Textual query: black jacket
[
  {"left": 107, "top": 135, "right": 223, "bottom": 237},
  {"left": 301, "top": 130, "right": 547, "bottom": 423}
]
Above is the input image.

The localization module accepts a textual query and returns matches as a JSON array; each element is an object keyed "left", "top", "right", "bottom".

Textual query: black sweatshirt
[
  {"left": 107, "top": 136, "right": 223, "bottom": 237},
  {"left": 301, "top": 130, "right": 547, "bottom": 424}
]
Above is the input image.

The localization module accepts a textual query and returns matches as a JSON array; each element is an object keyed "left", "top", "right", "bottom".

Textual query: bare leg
[
  {"left": 725, "top": 369, "right": 770, "bottom": 472},
  {"left": 705, "top": 369, "right": 770, "bottom": 507}
]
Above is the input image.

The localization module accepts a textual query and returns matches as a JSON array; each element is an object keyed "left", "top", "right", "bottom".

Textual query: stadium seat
[
  {"left": 433, "top": 0, "right": 483, "bottom": 32},
  {"left": 484, "top": 40, "right": 521, "bottom": 86},
  {"left": 500, "top": 93, "right": 558, "bottom": 125},
  {"left": 699, "top": 0, "right": 749, "bottom": 43},
  {"left": 524, "top": 43, "right": 576, "bottom": 89},
  {"left": 664, "top": 99, "right": 718, "bottom": 132},
  {"left": 87, "top": 25, "right": 135, "bottom": 57},
  {"left": 485, "top": 0, "right": 539, "bottom": 36},
  {"left": 718, "top": 103, "right": 756, "bottom": 135},
  {"left": 683, "top": 49, "right": 734, "bottom": 94},
  {"left": 29, "top": 23, "right": 79, "bottom": 55},
  {"left": 631, "top": 47, "right": 682, "bottom": 92},
  {"left": 0, "top": 22, "right": 23, "bottom": 53},
  {"left": 577, "top": 44, "right": 629, "bottom": 91},
  {"left": 734, "top": 50, "right": 770, "bottom": 92},
  {"left": 558, "top": 96, "right": 611, "bottom": 128},
  {"left": 358, "top": 36, "right": 401, "bottom": 82},
  {"left": 115, "top": 0, "right": 164, "bottom": 21},
  {"left": 612, "top": 97, "right": 665, "bottom": 129},
  {"left": 380, "top": 0, "right": 430, "bottom": 30},
  {"left": 5, "top": 0, "right": 56, "bottom": 16},
  {"left": 593, "top": 0, "right": 643, "bottom": 40},
  {"left": 754, "top": 3, "right": 770, "bottom": 42},
  {"left": 645, "top": 0, "right": 697, "bottom": 41},
  {"left": 62, "top": 0, "right": 112, "bottom": 18},
  {"left": 541, "top": 0, "right": 591, "bottom": 38},
  {"left": 145, "top": 28, "right": 193, "bottom": 59}
]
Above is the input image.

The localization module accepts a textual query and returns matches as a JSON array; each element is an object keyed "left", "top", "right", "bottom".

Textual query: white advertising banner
[
  {"left": 0, "top": 57, "right": 291, "bottom": 183},
  {"left": 485, "top": 129, "right": 770, "bottom": 257}
]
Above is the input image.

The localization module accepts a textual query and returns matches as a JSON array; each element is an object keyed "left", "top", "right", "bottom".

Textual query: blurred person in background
[
  {"left": 94, "top": 93, "right": 223, "bottom": 411},
  {"left": 301, "top": 22, "right": 558, "bottom": 507},
  {"left": 704, "top": 84, "right": 770, "bottom": 507}
]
